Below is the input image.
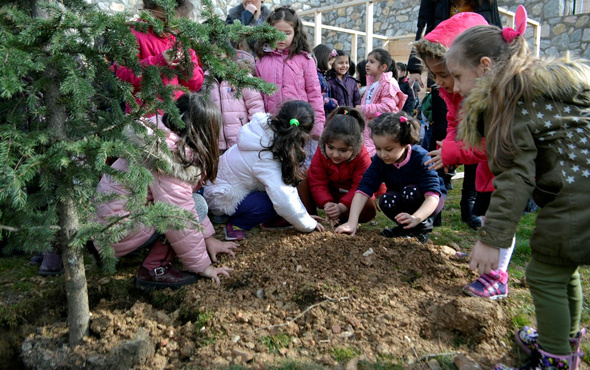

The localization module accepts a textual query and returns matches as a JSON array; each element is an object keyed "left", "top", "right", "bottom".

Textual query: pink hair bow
[{"left": 502, "top": 5, "right": 527, "bottom": 43}]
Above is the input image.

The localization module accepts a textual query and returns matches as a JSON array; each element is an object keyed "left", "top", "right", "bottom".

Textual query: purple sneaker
[
  {"left": 463, "top": 270, "right": 508, "bottom": 300},
  {"left": 515, "top": 326, "right": 586, "bottom": 370},
  {"left": 224, "top": 223, "right": 246, "bottom": 241}
]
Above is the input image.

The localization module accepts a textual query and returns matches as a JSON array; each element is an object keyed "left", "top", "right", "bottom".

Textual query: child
[
  {"left": 203, "top": 101, "right": 325, "bottom": 240},
  {"left": 396, "top": 62, "right": 418, "bottom": 115},
  {"left": 356, "top": 48, "right": 407, "bottom": 156},
  {"left": 113, "top": 0, "right": 204, "bottom": 114},
  {"left": 335, "top": 112, "right": 446, "bottom": 242},
  {"left": 327, "top": 50, "right": 361, "bottom": 108},
  {"left": 96, "top": 93, "right": 236, "bottom": 289},
  {"left": 209, "top": 48, "right": 265, "bottom": 152},
  {"left": 312, "top": 44, "right": 339, "bottom": 116},
  {"left": 255, "top": 7, "right": 325, "bottom": 166},
  {"left": 446, "top": 16, "right": 590, "bottom": 369},
  {"left": 356, "top": 59, "right": 368, "bottom": 97},
  {"left": 307, "top": 107, "right": 376, "bottom": 225},
  {"left": 414, "top": 12, "right": 510, "bottom": 299}
]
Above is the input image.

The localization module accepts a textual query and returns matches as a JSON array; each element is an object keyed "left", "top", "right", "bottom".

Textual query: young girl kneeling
[
  {"left": 335, "top": 112, "right": 446, "bottom": 242},
  {"left": 308, "top": 107, "right": 376, "bottom": 225},
  {"left": 204, "top": 101, "right": 325, "bottom": 240}
]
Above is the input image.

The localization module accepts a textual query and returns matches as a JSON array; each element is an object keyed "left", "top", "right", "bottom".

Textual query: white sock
[{"left": 497, "top": 235, "right": 516, "bottom": 273}]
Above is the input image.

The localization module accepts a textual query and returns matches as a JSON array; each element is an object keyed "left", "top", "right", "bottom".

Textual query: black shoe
[
  {"left": 86, "top": 240, "right": 103, "bottom": 268},
  {"left": 136, "top": 264, "right": 197, "bottom": 291},
  {"left": 381, "top": 225, "right": 409, "bottom": 238}
]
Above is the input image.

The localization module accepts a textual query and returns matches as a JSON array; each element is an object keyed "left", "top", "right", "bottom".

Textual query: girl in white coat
[{"left": 204, "top": 101, "right": 325, "bottom": 240}]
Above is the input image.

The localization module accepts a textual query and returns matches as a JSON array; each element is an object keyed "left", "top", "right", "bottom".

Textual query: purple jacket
[
  {"left": 255, "top": 47, "right": 325, "bottom": 138},
  {"left": 326, "top": 73, "right": 361, "bottom": 108}
]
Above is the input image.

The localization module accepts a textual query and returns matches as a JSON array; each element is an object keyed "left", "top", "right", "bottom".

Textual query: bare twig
[
  {"left": 0, "top": 224, "right": 61, "bottom": 232},
  {"left": 255, "top": 295, "right": 350, "bottom": 332}
]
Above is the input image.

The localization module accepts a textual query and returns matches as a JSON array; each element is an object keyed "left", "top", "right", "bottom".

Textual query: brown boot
[{"left": 135, "top": 264, "right": 196, "bottom": 291}]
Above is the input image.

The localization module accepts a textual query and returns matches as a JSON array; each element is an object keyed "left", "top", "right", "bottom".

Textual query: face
[
  {"left": 273, "top": 20, "right": 295, "bottom": 51},
  {"left": 327, "top": 57, "right": 335, "bottom": 71},
  {"left": 424, "top": 57, "right": 454, "bottom": 94},
  {"left": 242, "top": 0, "right": 262, "bottom": 10},
  {"left": 372, "top": 135, "right": 407, "bottom": 164},
  {"left": 365, "top": 54, "right": 386, "bottom": 78},
  {"left": 325, "top": 139, "right": 354, "bottom": 164},
  {"left": 333, "top": 55, "right": 349, "bottom": 77},
  {"left": 446, "top": 54, "right": 489, "bottom": 97}
]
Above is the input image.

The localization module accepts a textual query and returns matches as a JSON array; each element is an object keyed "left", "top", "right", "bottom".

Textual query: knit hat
[{"left": 414, "top": 12, "right": 488, "bottom": 59}]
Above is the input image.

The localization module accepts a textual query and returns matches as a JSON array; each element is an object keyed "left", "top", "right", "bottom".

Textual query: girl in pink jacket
[
  {"left": 112, "top": 0, "right": 204, "bottom": 114},
  {"left": 357, "top": 48, "right": 407, "bottom": 157},
  {"left": 255, "top": 7, "right": 326, "bottom": 167},
  {"left": 97, "top": 94, "right": 236, "bottom": 289}
]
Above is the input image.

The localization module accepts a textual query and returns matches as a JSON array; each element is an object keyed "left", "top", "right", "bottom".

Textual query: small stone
[
  {"left": 21, "top": 341, "right": 32, "bottom": 352},
  {"left": 347, "top": 316, "right": 361, "bottom": 328},
  {"left": 245, "top": 342, "right": 255, "bottom": 349},
  {"left": 454, "top": 354, "right": 483, "bottom": 370},
  {"left": 362, "top": 248, "right": 374, "bottom": 256},
  {"left": 232, "top": 348, "right": 254, "bottom": 363},
  {"left": 427, "top": 359, "right": 443, "bottom": 370},
  {"left": 232, "top": 335, "right": 240, "bottom": 343},
  {"left": 279, "top": 348, "right": 288, "bottom": 355},
  {"left": 159, "top": 339, "right": 169, "bottom": 347},
  {"left": 256, "top": 289, "right": 265, "bottom": 299},
  {"left": 346, "top": 357, "right": 359, "bottom": 370},
  {"left": 98, "top": 277, "right": 110, "bottom": 285},
  {"left": 296, "top": 265, "right": 302, "bottom": 272},
  {"left": 332, "top": 324, "right": 342, "bottom": 334}
]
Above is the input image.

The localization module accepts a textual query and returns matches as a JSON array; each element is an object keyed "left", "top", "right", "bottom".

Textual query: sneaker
[
  {"left": 495, "top": 347, "right": 575, "bottom": 370},
  {"left": 515, "top": 326, "right": 585, "bottom": 369},
  {"left": 29, "top": 254, "right": 43, "bottom": 265},
  {"left": 135, "top": 264, "right": 197, "bottom": 291},
  {"left": 38, "top": 252, "right": 64, "bottom": 276},
  {"left": 381, "top": 225, "right": 409, "bottom": 238},
  {"left": 261, "top": 218, "right": 293, "bottom": 230},
  {"left": 224, "top": 223, "right": 246, "bottom": 241},
  {"left": 463, "top": 270, "right": 508, "bottom": 300}
]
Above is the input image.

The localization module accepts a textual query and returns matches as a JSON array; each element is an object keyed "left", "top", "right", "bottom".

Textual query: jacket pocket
[{"left": 532, "top": 185, "right": 559, "bottom": 208}]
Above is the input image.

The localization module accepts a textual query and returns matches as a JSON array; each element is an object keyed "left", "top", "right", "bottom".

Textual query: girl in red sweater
[{"left": 308, "top": 107, "right": 376, "bottom": 225}]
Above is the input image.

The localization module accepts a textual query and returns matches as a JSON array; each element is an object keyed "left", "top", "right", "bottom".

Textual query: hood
[
  {"left": 124, "top": 115, "right": 202, "bottom": 184},
  {"left": 414, "top": 12, "right": 488, "bottom": 59},
  {"left": 237, "top": 112, "right": 273, "bottom": 152},
  {"left": 458, "top": 58, "right": 590, "bottom": 148}
]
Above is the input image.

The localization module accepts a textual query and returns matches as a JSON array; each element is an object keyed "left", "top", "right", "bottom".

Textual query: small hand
[
  {"left": 205, "top": 237, "right": 238, "bottom": 263},
  {"left": 408, "top": 73, "right": 424, "bottom": 91},
  {"left": 245, "top": 3, "right": 258, "bottom": 15},
  {"left": 424, "top": 141, "right": 444, "bottom": 170},
  {"left": 200, "top": 265, "right": 233, "bottom": 285},
  {"left": 324, "top": 202, "right": 341, "bottom": 220},
  {"left": 310, "top": 215, "right": 326, "bottom": 232},
  {"left": 394, "top": 212, "right": 421, "bottom": 229},
  {"left": 469, "top": 240, "right": 500, "bottom": 275},
  {"left": 163, "top": 48, "right": 182, "bottom": 67},
  {"left": 335, "top": 222, "right": 357, "bottom": 236}
]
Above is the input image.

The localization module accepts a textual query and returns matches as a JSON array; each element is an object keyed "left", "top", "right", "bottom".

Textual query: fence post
[
  {"left": 314, "top": 11, "right": 322, "bottom": 47},
  {"left": 365, "top": 0, "right": 373, "bottom": 57},
  {"left": 351, "top": 33, "right": 358, "bottom": 63}
]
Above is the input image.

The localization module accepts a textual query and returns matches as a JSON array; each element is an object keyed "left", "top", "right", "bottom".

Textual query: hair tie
[
  {"left": 502, "top": 5, "right": 527, "bottom": 43},
  {"left": 329, "top": 49, "right": 337, "bottom": 58},
  {"left": 343, "top": 110, "right": 348, "bottom": 115},
  {"left": 375, "top": 112, "right": 382, "bottom": 117},
  {"left": 400, "top": 116, "right": 408, "bottom": 124},
  {"left": 290, "top": 118, "right": 300, "bottom": 126}
]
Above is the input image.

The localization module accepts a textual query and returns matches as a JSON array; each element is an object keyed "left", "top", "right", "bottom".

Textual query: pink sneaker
[
  {"left": 463, "top": 270, "right": 508, "bottom": 300},
  {"left": 224, "top": 223, "right": 246, "bottom": 241},
  {"left": 515, "top": 326, "right": 586, "bottom": 370}
]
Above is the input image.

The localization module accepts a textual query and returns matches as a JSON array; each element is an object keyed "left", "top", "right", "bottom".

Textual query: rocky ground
[{"left": 7, "top": 225, "right": 560, "bottom": 369}]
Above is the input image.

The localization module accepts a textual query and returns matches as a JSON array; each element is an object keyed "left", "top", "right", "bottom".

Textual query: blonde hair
[{"left": 447, "top": 25, "right": 533, "bottom": 170}]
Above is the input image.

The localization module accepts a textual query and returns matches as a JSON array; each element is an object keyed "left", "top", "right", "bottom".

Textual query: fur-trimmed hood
[
  {"left": 458, "top": 58, "right": 590, "bottom": 148},
  {"left": 124, "top": 115, "right": 203, "bottom": 185}
]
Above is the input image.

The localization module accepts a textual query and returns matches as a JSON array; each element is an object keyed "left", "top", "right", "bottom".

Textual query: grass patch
[
  {"left": 331, "top": 346, "right": 361, "bottom": 362},
  {"left": 260, "top": 333, "right": 292, "bottom": 354}
]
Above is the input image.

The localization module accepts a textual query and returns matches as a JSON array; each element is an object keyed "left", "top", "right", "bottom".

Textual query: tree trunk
[{"left": 59, "top": 199, "right": 90, "bottom": 346}]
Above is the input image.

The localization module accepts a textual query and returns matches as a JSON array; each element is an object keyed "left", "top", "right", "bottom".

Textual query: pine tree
[{"left": 0, "top": 0, "right": 281, "bottom": 346}]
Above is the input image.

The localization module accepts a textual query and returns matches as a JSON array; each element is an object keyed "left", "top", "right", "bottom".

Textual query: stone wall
[{"left": 89, "top": 0, "right": 589, "bottom": 59}]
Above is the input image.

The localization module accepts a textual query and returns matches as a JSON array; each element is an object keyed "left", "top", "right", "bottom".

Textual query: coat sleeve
[
  {"left": 243, "top": 86, "right": 266, "bottom": 120},
  {"left": 441, "top": 138, "right": 488, "bottom": 166},
  {"left": 356, "top": 156, "right": 385, "bottom": 196},
  {"left": 362, "top": 82, "right": 399, "bottom": 118},
  {"left": 479, "top": 116, "right": 536, "bottom": 249},
  {"left": 253, "top": 158, "right": 318, "bottom": 232},
  {"left": 178, "top": 49, "right": 204, "bottom": 92},
  {"left": 340, "top": 148, "right": 371, "bottom": 208},
  {"left": 307, "top": 148, "right": 334, "bottom": 207},
  {"left": 352, "top": 83, "right": 362, "bottom": 107},
  {"left": 113, "top": 33, "right": 169, "bottom": 90},
  {"left": 149, "top": 172, "right": 212, "bottom": 273},
  {"left": 303, "top": 57, "right": 326, "bottom": 137}
]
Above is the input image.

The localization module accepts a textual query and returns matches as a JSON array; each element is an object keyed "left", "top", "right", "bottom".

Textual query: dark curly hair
[
  {"left": 264, "top": 101, "right": 315, "bottom": 186},
  {"left": 320, "top": 107, "right": 365, "bottom": 160},
  {"left": 369, "top": 111, "right": 420, "bottom": 146},
  {"left": 256, "top": 7, "right": 311, "bottom": 59}
]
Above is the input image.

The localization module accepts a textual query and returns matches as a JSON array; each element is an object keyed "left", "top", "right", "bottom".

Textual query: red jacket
[
  {"left": 308, "top": 145, "right": 371, "bottom": 209},
  {"left": 113, "top": 22, "right": 204, "bottom": 113}
]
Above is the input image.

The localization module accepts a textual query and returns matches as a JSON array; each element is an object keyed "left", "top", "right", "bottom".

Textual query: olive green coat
[{"left": 458, "top": 59, "right": 590, "bottom": 267}]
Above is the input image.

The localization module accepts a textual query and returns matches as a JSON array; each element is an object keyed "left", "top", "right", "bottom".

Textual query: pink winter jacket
[
  {"left": 361, "top": 71, "right": 407, "bottom": 156},
  {"left": 96, "top": 115, "right": 214, "bottom": 273},
  {"left": 113, "top": 23, "right": 204, "bottom": 113},
  {"left": 210, "top": 77, "right": 265, "bottom": 151},
  {"left": 255, "top": 48, "right": 325, "bottom": 138}
]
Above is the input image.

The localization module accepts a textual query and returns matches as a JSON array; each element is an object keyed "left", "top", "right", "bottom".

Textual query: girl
[
  {"left": 203, "top": 101, "right": 325, "bottom": 241},
  {"left": 113, "top": 0, "right": 204, "bottom": 114},
  {"left": 255, "top": 7, "right": 325, "bottom": 166},
  {"left": 356, "top": 48, "right": 407, "bottom": 156},
  {"left": 446, "top": 17, "right": 590, "bottom": 369},
  {"left": 96, "top": 93, "right": 236, "bottom": 289},
  {"left": 308, "top": 107, "right": 376, "bottom": 225},
  {"left": 414, "top": 12, "right": 510, "bottom": 300},
  {"left": 327, "top": 50, "right": 361, "bottom": 109},
  {"left": 312, "top": 44, "right": 339, "bottom": 116},
  {"left": 209, "top": 48, "right": 265, "bottom": 152},
  {"left": 335, "top": 112, "right": 446, "bottom": 242},
  {"left": 356, "top": 59, "right": 368, "bottom": 97},
  {"left": 396, "top": 62, "right": 418, "bottom": 115}
]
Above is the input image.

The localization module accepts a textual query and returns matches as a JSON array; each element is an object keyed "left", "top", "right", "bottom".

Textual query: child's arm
[
  {"left": 395, "top": 194, "right": 439, "bottom": 229},
  {"left": 334, "top": 192, "right": 369, "bottom": 236},
  {"left": 307, "top": 149, "right": 335, "bottom": 208},
  {"left": 361, "top": 82, "right": 400, "bottom": 118},
  {"left": 469, "top": 240, "right": 500, "bottom": 275},
  {"left": 243, "top": 85, "right": 265, "bottom": 120},
  {"left": 178, "top": 49, "right": 205, "bottom": 93}
]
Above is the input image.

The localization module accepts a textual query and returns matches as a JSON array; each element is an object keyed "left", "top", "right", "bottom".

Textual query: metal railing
[{"left": 298, "top": 0, "right": 541, "bottom": 62}]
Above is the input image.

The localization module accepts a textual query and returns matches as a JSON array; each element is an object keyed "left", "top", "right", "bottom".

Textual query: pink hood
[{"left": 424, "top": 12, "right": 488, "bottom": 48}]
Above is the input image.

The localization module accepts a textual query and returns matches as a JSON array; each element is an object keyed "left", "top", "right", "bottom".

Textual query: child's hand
[
  {"left": 324, "top": 202, "right": 341, "bottom": 219},
  {"left": 335, "top": 222, "right": 357, "bottom": 236},
  {"left": 205, "top": 237, "right": 238, "bottom": 263},
  {"left": 163, "top": 48, "right": 183, "bottom": 67},
  {"left": 245, "top": 3, "right": 258, "bottom": 15},
  {"left": 424, "top": 141, "right": 444, "bottom": 170},
  {"left": 200, "top": 265, "right": 233, "bottom": 285},
  {"left": 469, "top": 240, "right": 499, "bottom": 275},
  {"left": 310, "top": 215, "right": 326, "bottom": 232},
  {"left": 394, "top": 212, "right": 421, "bottom": 229}
]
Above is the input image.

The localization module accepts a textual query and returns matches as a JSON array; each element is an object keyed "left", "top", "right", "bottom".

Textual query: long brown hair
[
  {"left": 447, "top": 25, "right": 532, "bottom": 170},
  {"left": 162, "top": 93, "right": 221, "bottom": 182},
  {"left": 256, "top": 7, "right": 311, "bottom": 59}
]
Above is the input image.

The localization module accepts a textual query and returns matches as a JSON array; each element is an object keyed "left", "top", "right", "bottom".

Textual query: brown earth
[{"left": 12, "top": 228, "right": 558, "bottom": 369}]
